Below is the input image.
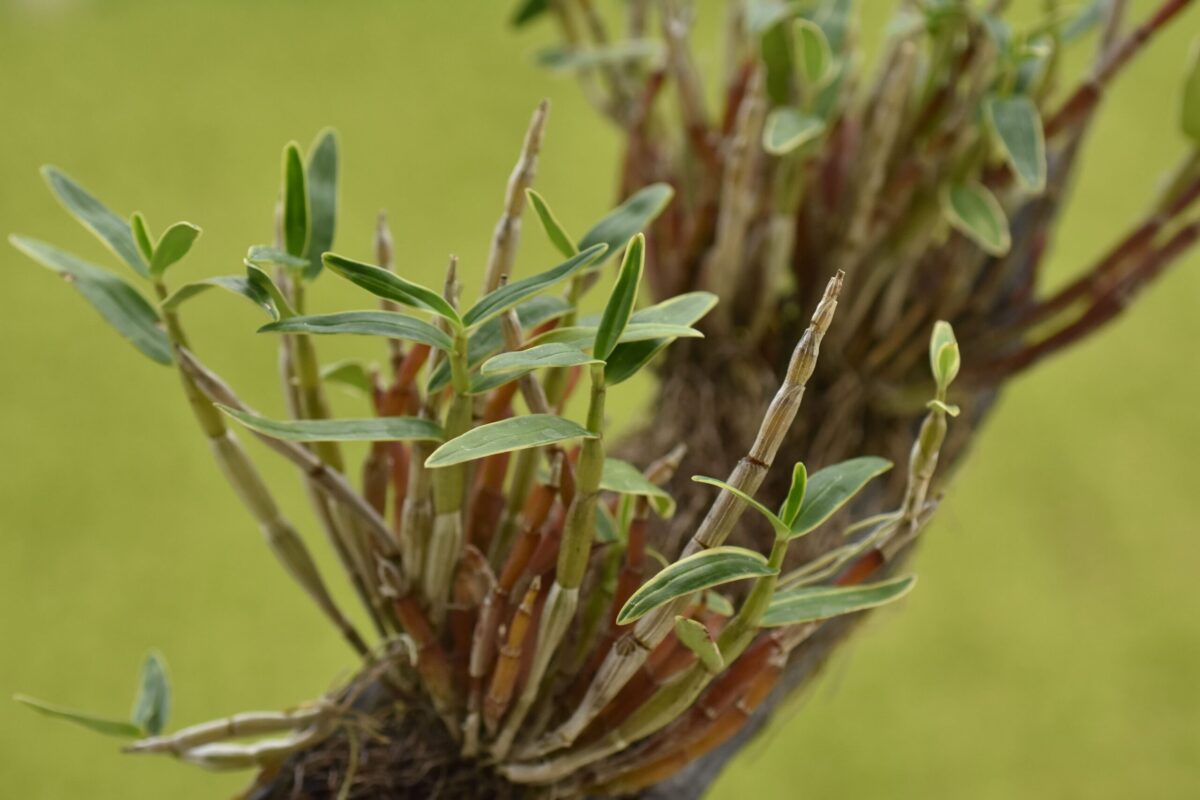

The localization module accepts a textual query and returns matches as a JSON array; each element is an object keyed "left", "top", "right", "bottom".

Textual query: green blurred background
[{"left": 1, "top": 1, "right": 1197, "bottom": 797}]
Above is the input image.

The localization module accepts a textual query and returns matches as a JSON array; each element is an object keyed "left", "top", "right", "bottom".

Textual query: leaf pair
[
  {"left": 528, "top": 184, "right": 674, "bottom": 264},
  {"left": 280, "top": 130, "right": 339, "bottom": 280},
  {"left": 322, "top": 243, "right": 607, "bottom": 335},
  {"left": 694, "top": 456, "right": 893, "bottom": 542},
  {"left": 15, "top": 651, "right": 171, "bottom": 739}
]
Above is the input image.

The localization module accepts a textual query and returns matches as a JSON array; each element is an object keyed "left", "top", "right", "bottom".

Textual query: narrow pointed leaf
[
  {"left": 218, "top": 405, "right": 443, "bottom": 443},
  {"left": 674, "top": 616, "right": 724, "bottom": 672},
  {"left": 617, "top": 546, "right": 777, "bottom": 625},
  {"left": 282, "top": 143, "right": 308, "bottom": 258},
  {"left": 245, "top": 245, "right": 309, "bottom": 272},
  {"left": 481, "top": 343, "right": 599, "bottom": 375},
  {"left": 779, "top": 463, "right": 808, "bottom": 527},
  {"left": 131, "top": 213, "right": 154, "bottom": 262},
  {"left": 259, "top": 311, "right": 453, "bottom": 351},
  {"left": 626, "top": 291, "right": 719, "bottom": 327},
  {"left": 323, "top": 253, "right": 461, "bottom": 325},
  {"left": 601, "top": 458, "right": 676, "bottom": 517},
  {"left": 594, "top": 234, "right": 645, "bottom": 360},
  {"left": 426, "top": 295, "right": 572, "bottom": 393},
  {"left": 578, "top": 184, "right": 673, "bottom": 263},
  {"left": 462, "top": 243, "right": 606, "bottom": 328},
  {"left": 244, "top": 264, "right": 297, "bottom": 318},
  {"left": 761, "top": 575, "right": 917, "bottom": 627},
  {"left": 130, "top": 652, "right": 170, "bottom": 736},
  {"left": 985, "top": 95, "right": 1046, "bottom": 192},
  {"left": 163, "top": 275, "right": 277, "bottom": 319},
  {"left": 941, "top": 182, "right": 1011, "bottom": 256},
  {"left": 41, "top": 166, "right": 149, "bottom": 277},
  {"left": 527, "top": 189, "right": 578, "bottom": 258},
  {"left": 764, "top": 107, "right": 825, "bottom": 155},
  {"left": 149, "top": 222, "right": 201, "bottom": 276},
  {"left": 320, "top": 360, "right": 373, "bottom": 396},
  {"left": 10, "top": 236, "right": 171, "bottom": 364},
  {"left": 789, "top": 456, "right": 893, "bottom": 539},
  {"left": 304, "top": 129, "right": 338, "bottom": 279},
  {"left": 14, "top": 695, "right": 142, "bottom": 739},
  {"left": 426, "top": 414, "right": 595, "bottom": 468},
  {"left": 693, "top": 476, "right": 790, "bottom": 538}
]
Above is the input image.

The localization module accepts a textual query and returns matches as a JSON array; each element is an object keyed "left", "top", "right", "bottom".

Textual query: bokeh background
[{"left": 1, "top": 1, "right": 1197, "bottom": 797}]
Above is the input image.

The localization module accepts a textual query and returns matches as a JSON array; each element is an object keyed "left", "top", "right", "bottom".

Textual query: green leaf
[
  {"left": 480, "top": 343, "right": 600, "bottom": 376},
  {"left": 761, "top": 575, "right": 917, "bottom": 627},
  {"left": 1184, "top": 40, "right": 1200, "bottom": 145},
  {"left": 149, "top": 222, "right": 201, "bottom": 276},
  {"left": 617, "top": 546, "right": 777, "bottom": 625},
  {"left": 985, "top": 94, "right": 1046, "bottom": 192},
  {"left": 131, "top": 213, "right": 154, "bottom": 262},
  {"left": 693, "top": 476, "right": 790, "bottom": 538},
  {"left": 604, "top": 291, "right": 719, "bottom": 385},
  {"left": 763, "top": 107, "right": 826, "bottom": 156},
  {"left": 321, "top": 360, "right": 374, "bottom": 397},
  {"left": 531, "top": 322, "right": 703, "bottom": 350},
  {"left": 674, "top": 616, "right": 724, "bottom": 672},
  {"left": 244, "top": 264, "right": 297, "bottom": 319},
  {"left": 779, "top": 462, "right": 808, "bottom": 528},
  {"left": 323, "top": 253, "right": 462, "bottom": 326},
  {"left": 761, "top": 16, "right": 795, "bottom": 106},
  {"left": 627, "top": 291, "right": 719, "bottom": 327},
  {"left": 426, "top": 295, "right": 572, "bottom": 393},
  {"left": 218, "top": 405, "right": 443, "bottom": 443},
  {"left": 245, "top": 245, "right": 309, "bottom": 272},
  {"left": 14, "top": 695, "right": 142, "bottom": 739},
  {"left": 10, "top": 236, "right": 171, "bottom": 365},
  {"left": 130, "top": 651, "right": 170, "bottom": 736},
  {"left": 704, "top": 590, "right": 735, "bottom": 617},
  {"left": 162, "top": 275, "right": 278, "bottom": 319},
  {"left": 794, "top": 19, "right": 832, "bottom": 88},
  {"left": 304, "top": 129, "right": 338, "bottom": 280},
  {"left": 578, "top": 184, "right": 673, "bottom": 264},
  {"left": 594, "top": 234, "right": 645, "bottom": 360},
  {"left": 41, "top": 166, "right": 149, "bottom": 278},
  {"left": 511, "top": 0, "right": 547, "bottom": 26},
  {"left": 789, "top": 456, "right": 893, "bottom": 539},
  {"left": 259, "top": 311, "right": 453, "bottom": 351},
  {"left": 600, "top": 458, "right": 676, "bottom": 518},
  {"left": 941, "top": 181, "right": 1011, "bottom": 256},
  {"left": 463, "top": 243, "right": 606, "bottom": 328},
  {"left": 929, "top": 320, "right": 960, "bottom": 391},
  {"left": 282, "top": 143, "right": 308, "bottom": 258},
  {"left": 425, "top": 414, "right": 595, "bottom": 468},
  {"left": 526, "top": 189, "right": 577, "bottom": 258}
]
